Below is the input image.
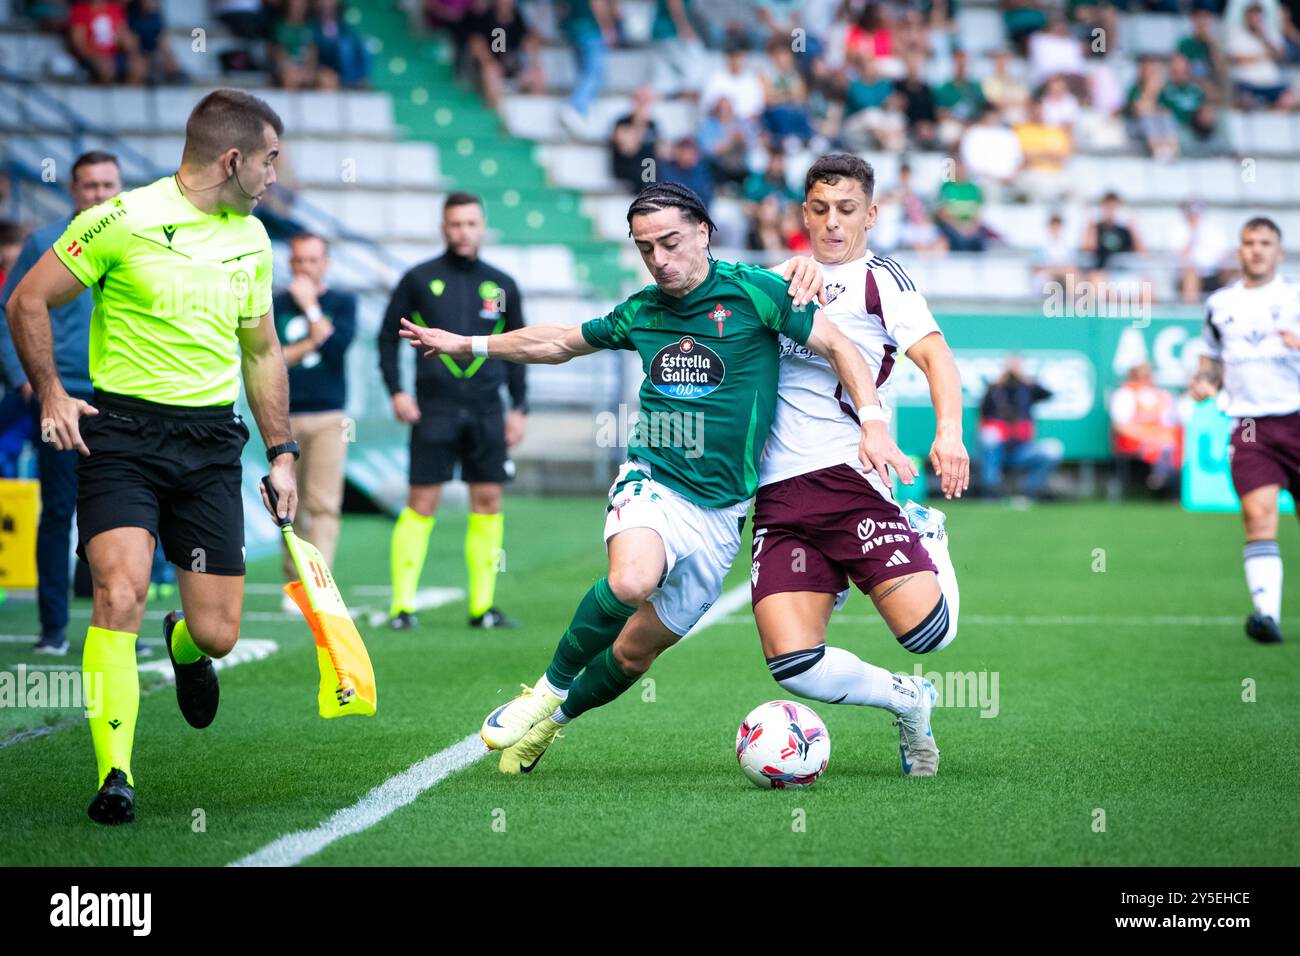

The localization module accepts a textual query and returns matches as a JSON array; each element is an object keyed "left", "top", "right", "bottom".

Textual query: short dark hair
[
  {"left": 804, "top": 153, "right": 875, "bottom": 201},
  {"left": 290, "top": 231, "right": 329, "bottom": 252},
  {"left": 444, "top": 192, "right": 483, "bottom": 214},
  {"left": 182, "top": 89, "right": 283, "bottom": 166},
  {"left": 71, "top": 151, "right": 119, "bottom": 182},
  {"left": 626, "top": 182, "right": 715, "bottom": 238},
  {"left": 1101, "top": 191, "right": 1122, "bottom": 203},
  {"left": 1242, "top": 216, "right": 1282, "bottom": 240}
]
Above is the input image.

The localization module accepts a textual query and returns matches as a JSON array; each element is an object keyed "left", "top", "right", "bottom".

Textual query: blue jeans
[
  {"left": 981, "top": 437, "right": 1061, "bottom": 496},
  {"left": 30, "top": 393, "right": 88, "bottom": 641},
  {"left": 567, "top": 25, "right": 607, "bottom": 116}
]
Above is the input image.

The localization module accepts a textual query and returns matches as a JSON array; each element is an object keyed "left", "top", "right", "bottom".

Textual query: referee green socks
[
  {"left": 83, "top": 626, "right": 139, "bottom": 787},
  {"left": 465, "top": 512, "right": 504, "bottom": 618},
  {"left": 390, "top": 507, "right": 435, "bottom": 616}
]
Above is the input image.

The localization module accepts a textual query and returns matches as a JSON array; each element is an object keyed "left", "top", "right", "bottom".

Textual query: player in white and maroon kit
[
  {"left": 1192, "top": 217, "right": 1300, "bottom": 644},
  {"left": 751, "top": 154, "right": 969, "bottom": 776}
]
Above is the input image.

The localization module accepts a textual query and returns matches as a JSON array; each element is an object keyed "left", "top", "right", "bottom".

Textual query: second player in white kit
[
  {"left": 750, "top": 154, "right": 970, "bottom": 777},
  {"left": 1192, "top": 216, "right": 1300, "bottom": 644}
]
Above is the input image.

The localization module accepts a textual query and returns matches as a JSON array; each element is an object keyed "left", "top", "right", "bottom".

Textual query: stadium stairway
[{"left": 347, "top": 2, "right": 634, "bottom": 301}]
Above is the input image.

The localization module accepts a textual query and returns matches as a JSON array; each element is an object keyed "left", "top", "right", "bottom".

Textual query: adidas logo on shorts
[{"left": 884, "top": 550, "right": 910, "bottom": 568}]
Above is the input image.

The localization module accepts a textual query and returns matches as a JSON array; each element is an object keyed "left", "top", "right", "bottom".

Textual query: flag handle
[{"left": 260, "top": 475, "right": 292, "bottom": 530}]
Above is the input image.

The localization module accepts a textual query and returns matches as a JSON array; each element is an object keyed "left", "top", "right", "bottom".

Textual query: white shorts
[{"left": 603, "top": 460, "right": 750, "bottom": 636}]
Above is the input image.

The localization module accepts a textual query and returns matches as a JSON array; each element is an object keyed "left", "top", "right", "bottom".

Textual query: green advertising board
[{"left": 895, "top": 312, "right": 1207, "bottom": 461}]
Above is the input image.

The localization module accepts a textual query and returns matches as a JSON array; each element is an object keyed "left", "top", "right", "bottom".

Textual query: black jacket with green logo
[{"left": 378, "top": 250, "right": 527, "bottom": 411}]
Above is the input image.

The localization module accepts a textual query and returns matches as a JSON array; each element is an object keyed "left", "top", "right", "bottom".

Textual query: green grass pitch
[{"left": 0, "top": 498, "right": 1297, "bottom": 866}]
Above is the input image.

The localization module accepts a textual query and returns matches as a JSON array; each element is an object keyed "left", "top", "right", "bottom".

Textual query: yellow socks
[
  {"left": 169, "top": 616, "right": 203, "bottom": 664},
  {"left": 390, "top": 507, "right": 435, "bottom": 616},
  {"left": 465, "top": 511, "right": 504, "bottom": 618},
  {"left": 83, "top": 626, "right": 139, "bottom": 787}
]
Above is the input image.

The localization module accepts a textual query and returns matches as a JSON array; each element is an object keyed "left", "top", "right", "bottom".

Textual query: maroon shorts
[
  {"left": 1229, "top": 411, "right": 1300, "bottom": 499},
  {"left": 751, "top": 463, "right": 937, "bottom": 607}
]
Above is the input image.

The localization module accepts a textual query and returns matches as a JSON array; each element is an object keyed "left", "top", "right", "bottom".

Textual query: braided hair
[{"left": 626, "top": 181, "right": 717, "bottom": 257}]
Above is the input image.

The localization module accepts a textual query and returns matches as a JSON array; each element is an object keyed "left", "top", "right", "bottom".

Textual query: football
[{"left": 735, "top": 700, "right": 832, "bottom": 789}]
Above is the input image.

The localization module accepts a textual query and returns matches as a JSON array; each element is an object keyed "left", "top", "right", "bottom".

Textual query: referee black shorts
[
  {"left": 409, "top": 400, "right": 512, "bottom": 486},
  {"left": 76, "top": 390, "right": 250, "bottom": 576}
]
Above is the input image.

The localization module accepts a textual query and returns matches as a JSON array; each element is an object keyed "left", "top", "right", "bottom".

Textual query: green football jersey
[
  {"left": 53, "top": 176, "right": 274, "bottom": 406},
  {"left": 582, "top": 259, "right": 815, "bottom": 508}
]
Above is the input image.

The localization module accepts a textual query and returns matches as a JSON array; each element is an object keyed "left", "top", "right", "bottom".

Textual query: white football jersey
[
  {"left": 759, "top": 252, "right": 941, "bottom": 488},
  {"left": 1203, "top": 276, "right": 1300, "bottom": 418}
]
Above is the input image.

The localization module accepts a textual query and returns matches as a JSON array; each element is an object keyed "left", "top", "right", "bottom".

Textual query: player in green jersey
[
  {"left": 401, "top": 182, "right": 916, "bottom": 774},
  {"left": 6, "top": 89, "right": 298, "bottom": 824}
]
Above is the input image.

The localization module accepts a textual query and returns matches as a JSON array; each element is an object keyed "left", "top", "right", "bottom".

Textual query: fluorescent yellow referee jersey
[{"left": 53, "top": 175, "right": 273, "bottom": 406}]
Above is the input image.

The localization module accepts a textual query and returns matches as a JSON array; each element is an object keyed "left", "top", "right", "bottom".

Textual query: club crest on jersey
[
  {"left": 709, "top": 302, "right": 731, "bottom": 336},
  {"left": 479, "top": 280, "right": 503, "bottom": 319},
  {"left": 229, "top": 269, "right": 251, "bottom": 300},
  {"left": 824, "top": 281, "right": 845, "bottom": 305},
  {"left": 650, "top": 336, "right": 725, "bottom": 399}
]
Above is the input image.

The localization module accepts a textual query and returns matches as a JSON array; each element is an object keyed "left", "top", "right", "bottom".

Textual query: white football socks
[
  {"left": 536, "top": 673, "right": 569, "bottom": 701},
  {"left": 1243, "top": 540, "right": 1282, "bottom": 623},
  {"left": 775, "top": 646, "right": 918, "bottom": 715}
]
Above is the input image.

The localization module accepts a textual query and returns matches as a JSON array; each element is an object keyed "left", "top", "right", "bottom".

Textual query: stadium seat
[
  {"left": 343, "top": 92, "right": 395, "bottom": 136},
  {"left": 536, "top": 143, "right": 619, "bottom": 191},
  {"left": 295, "top": 91, "right": 345, "bottom": 136}
]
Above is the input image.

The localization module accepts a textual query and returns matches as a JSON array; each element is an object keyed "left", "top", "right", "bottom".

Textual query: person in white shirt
[
  {"left": 1191, "top": 216, "right": 1300, "bottom": 643},
  {"left": 750, "top": 153, "right": 969, "bottom": 777},
  {"left": 959, "top": 105, "right": 1024, "bottom": 198},
  {"left": 1173, "top": 199, "right": 1230, "bottom": 303},
  {"left": 701, "top": 35, "right": 766, "bottom": 123},
  {"left": 1226, "top": 2, "right": 1298, "bottom": 109}
]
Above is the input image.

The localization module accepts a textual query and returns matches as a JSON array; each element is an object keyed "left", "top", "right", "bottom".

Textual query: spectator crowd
[{"left": 416, "top": 0, "right": 1300, "bottom": 303}]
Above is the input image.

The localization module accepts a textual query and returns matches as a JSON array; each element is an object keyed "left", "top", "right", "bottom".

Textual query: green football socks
[
  {"left": 543, "top": 577, "right": 636, "bottom": 691},
  {"left": 559, "top": 646, "right": 639, "bottom": 720},
  {"left": 83, "top": 626, "right": 139, "bottom": 787},
  {"left": 390, "top": 507, "right": 435, "bottom": 616}
]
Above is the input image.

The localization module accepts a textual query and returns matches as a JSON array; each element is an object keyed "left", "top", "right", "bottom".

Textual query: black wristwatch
[{"left": 266, "top": 440, "right": 300, "bottom": 462}]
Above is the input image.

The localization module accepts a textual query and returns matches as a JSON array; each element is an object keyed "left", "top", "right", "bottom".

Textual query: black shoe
[
  {"left": 1245, "top": 613, "right": 1283, "bottom": 644},
  {"left": 87, "top": 768, "right": 134, "bottom": 825},
  {"left": 164, "top": 610, "right": 220, "bottom": 728},
  {"left": 388, "top": 611, "right": 418, "bottom": 631},
  {"left": 470, "top": 607, "right": 518, "bottom": 629}
]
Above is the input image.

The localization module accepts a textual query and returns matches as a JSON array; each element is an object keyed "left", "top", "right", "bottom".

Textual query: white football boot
[
  {"left": 894, "top": 674, "right": 940, "bottom": 777},
  {"left": 481, "top": 681, "right": 563, "bottom": 751}
]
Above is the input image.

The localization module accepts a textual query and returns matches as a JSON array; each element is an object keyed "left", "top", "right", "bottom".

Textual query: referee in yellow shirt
[{"left": 6, "top": 89, "right": 298, "bottom": 825}]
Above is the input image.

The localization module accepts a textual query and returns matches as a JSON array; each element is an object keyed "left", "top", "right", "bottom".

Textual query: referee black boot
[
  {"left": 470, "top": 607, "right": 518, "bottom": 630},
  {"left": 1245, "top": 612, "right": 1283, "bottom": 644},
  {"left": 388, "top": 611, "right": 418, "bottom": 631},
  {"left": 87, "top": 768, "right": 134, "bottom": 825},
  {"left": 164, "top": 611, "right": 221, "bottom": 728}
]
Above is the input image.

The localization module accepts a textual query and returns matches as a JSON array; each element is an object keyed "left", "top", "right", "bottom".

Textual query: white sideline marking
[
  {"left": 12, "top": 640, "right": 279, "bottom": 674},
  {"left": 54, "top": 586, "right": 463, "bottom": 625},
  {"left": 716, "top": 613, "right": 1246, "bottom": 628},
  {"left": 231, "top": 582, "right": 752, "bottom": 867},
  {"left": 228, "top": 733, "right": 487, "bottom": 868},
  {"left": 0, "top": 640, "right": 280, "bottom": 750}
]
